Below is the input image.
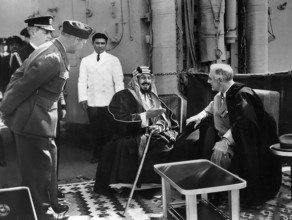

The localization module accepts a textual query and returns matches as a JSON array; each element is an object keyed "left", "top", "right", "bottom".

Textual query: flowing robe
[{"left": 94, "top": 89, "right": 179, "bottom": 193}]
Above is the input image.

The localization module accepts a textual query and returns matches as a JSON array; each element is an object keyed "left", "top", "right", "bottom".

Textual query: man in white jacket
[{"left": 78, "top": 32, "right": 124, "bottom": 163}]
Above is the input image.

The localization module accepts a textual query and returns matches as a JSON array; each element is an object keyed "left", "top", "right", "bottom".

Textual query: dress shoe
[
  {"left": 90, "top": 157, "right": 99, "bottom": 164},
  {"left": 53, "top": 204, "right": 69, "bottom": 214},
  {"left": 42, "top": 213, "right": 69, "bottom": 220},
  {"left": 39, "top": 207, "right": 69, "bottom": 220},
  {"left": 137, "top": 188, "right": 161, "bottom": 200},
  {"left": 57, "top": 189, "right": 65, "bottom": 199}
]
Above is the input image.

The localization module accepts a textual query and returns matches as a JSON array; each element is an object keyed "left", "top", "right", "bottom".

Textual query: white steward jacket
[{"left": 78, "top": 51, "right": 124, "bottom": 107}]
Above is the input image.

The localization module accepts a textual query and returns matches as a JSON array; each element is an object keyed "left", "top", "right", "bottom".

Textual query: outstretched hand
[{"left": 186, "top": 115, "right": 201, "bottom": 129}]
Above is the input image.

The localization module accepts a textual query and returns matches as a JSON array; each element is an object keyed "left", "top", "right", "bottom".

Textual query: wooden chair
[
  {"left": 159, "top": 94, "right": 186, "bottom": 133},
  {"left": 254, "top": 89, "right": 280, "bottom": 132}
]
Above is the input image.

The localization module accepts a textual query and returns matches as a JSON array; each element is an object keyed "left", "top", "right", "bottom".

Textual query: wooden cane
[{"left": 118, "top": 128, "right": 157, "bottom": 218}]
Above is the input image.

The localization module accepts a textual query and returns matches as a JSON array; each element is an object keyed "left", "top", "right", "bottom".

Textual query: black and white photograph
[{"left": 0, "top": 0, "right": 292, "bottom": 219}]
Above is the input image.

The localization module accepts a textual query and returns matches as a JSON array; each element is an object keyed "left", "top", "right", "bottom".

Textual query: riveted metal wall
[
  {"left": 0, "top": 0, "right": 152, "bottom": 124},
  {"left": 2, "top": 0, "right": 292, "bottom": 124}
]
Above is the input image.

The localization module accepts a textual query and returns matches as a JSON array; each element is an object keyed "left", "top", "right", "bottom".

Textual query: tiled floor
[
  {"left": 58, "top": 174, "right": 292, "bottom": 220},
  {"left": 2, "top": 122, "right": 292, "bottom": 219},
  {"left": 59, "top": 180, "right": 165, "bottom": 220}
]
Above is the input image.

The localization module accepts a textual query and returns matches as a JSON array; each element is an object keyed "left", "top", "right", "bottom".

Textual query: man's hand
[
  {"left": 211, "top": 138, "right": 232, "bottom": 169},
  {"left": 60, "top": 109, "right": 67, "bottom": 119},
  {"left": 186, "top": 115, "right": 201, "bottom": 129},
  {"left": 213, "top": 138, "right": 229, "bottom": 153},
  {"left": 79, "top": 101, "right": 88, "bottom": 111},
  {"left": 211, "top": 138, "right": 229, "bottom": 164},
  {"left": 149, "top": 125, "right": 163, "bottom": 133},
  {"left": 146, "top": 108, "right": 166, "bottom": 119}
]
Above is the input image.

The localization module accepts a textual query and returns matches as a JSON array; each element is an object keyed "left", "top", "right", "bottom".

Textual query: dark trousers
[
  {"left": 55, "top": 118, "right": 61, "bottom": 175},
  {"left": 87, "top": 106, "right": 113, "bottom": 159},
  {"left": 0, "top": 135, "right": 5, "bottom": 166},
  {"left": 14, "top": 134, "right": 58, "bottom": 216}
]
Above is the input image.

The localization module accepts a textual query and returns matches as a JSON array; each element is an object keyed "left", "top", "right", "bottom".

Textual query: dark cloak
[
  {"left": 194, "top": 82, "right": 282, "bottom": 205},
  {"left": 94, "top": 89, "right": 179, "bottom": 194},
  {"left": 228, "top": 83, "right": 281, "bottom": 204}
]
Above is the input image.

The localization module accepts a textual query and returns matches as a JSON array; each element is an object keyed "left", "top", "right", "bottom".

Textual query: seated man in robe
[
  {"left": 94, "top": 66, "right": 180, "bottom": 194},
  {"left": 186, "top": 63, "right": 282, "bottom": 206}
]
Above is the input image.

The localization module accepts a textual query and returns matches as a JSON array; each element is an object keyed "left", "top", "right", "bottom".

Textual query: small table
[
  {"left": 270, "top": 143, "right": 292, "bottom": 201},
  {"left": 154, "top": 159, "right": 246, "bottom": 220}
]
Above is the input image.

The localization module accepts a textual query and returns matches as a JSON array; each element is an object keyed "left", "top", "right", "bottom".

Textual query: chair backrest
[
  {"left": 0, "top": 187, "right": 37, "bottom": 220},
  {"left": 254, "top": 89, "right": 280, "bottom": 132},
  {"left": 159, "top": 94, "right": 185, "bottom": 132}
]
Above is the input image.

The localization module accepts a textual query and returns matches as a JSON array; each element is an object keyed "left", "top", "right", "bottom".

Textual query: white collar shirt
[
  {"left": 78, "top": 51, "right": 124, "bottom": 106},
  {"left": 29, "top": 42, "right": 38, "bottom": 49},
  {"left": 221, "top": 81, "right": 234, "bottom": 99},
  {"left": 204, "top": 81, "right": 235, "bottom": 142}
]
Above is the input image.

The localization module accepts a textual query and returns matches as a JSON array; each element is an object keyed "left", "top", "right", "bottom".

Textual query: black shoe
[
  {"left": 136, "top": 188, "right": 161, "bottom": 200},
  {"left": 39, "top": 207, "right": 69, "bottom": 220},
  {"left": 90, "top": 157, "right": 99, "bottom": 164},
  {"left": 53, "top": 204, "right": 69, "bottom": 214},
  {"left": 57, "top": 189, "right": 65, "bottom": 199},
  {"left": 39, "top": 212, "right": 69, "bottom": 220},
  {"left": 111, "top": 187, "right": 130, "bottom": 198}
]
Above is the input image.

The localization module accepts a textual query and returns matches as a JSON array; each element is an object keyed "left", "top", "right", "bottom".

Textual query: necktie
[
  {"left": 97, "top": 53, "right": 100, "bottom": 62},
  {"left": 220, "top": 93, "right": 225, "bottom": 106}
]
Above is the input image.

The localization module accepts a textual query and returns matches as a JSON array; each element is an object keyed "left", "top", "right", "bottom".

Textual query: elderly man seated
[
  {"left": 94, "top": 66, "right": 183, "bottom": 194},
  {"left": 186, "top": 63, "right": 282, "bottom": 206}
]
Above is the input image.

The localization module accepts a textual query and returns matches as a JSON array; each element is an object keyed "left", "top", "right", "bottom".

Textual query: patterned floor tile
[{"left": 61, "top": 174, "right": 292, "bottom": 220}]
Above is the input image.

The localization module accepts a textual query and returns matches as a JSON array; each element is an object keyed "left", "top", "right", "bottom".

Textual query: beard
[{"left": 140, "top": 84, "right": 152, "bottom": 94}]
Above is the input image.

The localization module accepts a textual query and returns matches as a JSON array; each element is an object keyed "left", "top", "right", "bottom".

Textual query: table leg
[
  {"left": 161, "top": 178, "right": 171, "bottom": 219},
  {"left": 229, "top": 190, "right": 240, "bottom": 220},
  {"left": 186, "top": 195, "right": 197, "bottom": 220}
]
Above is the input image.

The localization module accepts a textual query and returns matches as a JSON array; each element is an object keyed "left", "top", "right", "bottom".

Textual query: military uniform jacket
[
  {"left": 10, "top": 43, "right": 35, "bottom": 74},
  {"left": 0, "top": 39, "right": 69, "bottom": 137},
  {"left": 0, "top": 54, "right": 12, "bottom": 93}
]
